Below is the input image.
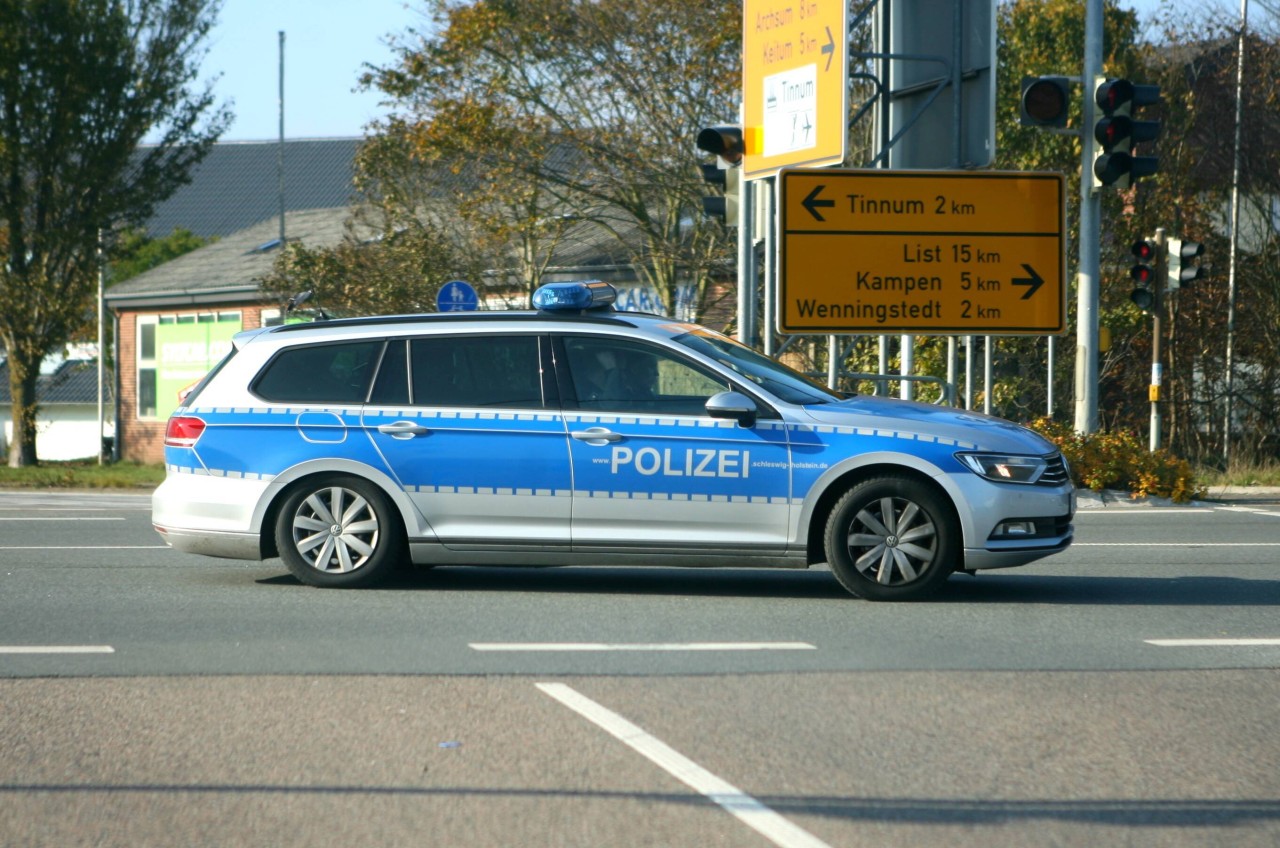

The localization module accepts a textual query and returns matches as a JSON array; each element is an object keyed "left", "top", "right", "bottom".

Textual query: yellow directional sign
[
  {"left": 778, "top": 169, "right": 1067, "bottom": 335},
  {"left": 742, "top": 0, "right": 847, "bottom": 180}
]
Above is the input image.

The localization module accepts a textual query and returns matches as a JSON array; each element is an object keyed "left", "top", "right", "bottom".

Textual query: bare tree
[{"left": 360, "top": 0, "right": 742, "bottom": 321}]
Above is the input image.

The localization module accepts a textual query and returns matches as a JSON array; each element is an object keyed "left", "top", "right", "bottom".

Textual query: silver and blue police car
[{"left": 154, "top": 281, "right": 1074, "bottom": 600}]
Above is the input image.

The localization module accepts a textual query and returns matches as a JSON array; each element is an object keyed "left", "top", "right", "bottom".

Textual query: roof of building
[
  {"left": 106, "top": 207, "right": 360, "bottom": 309},
  {"left": 144, "top": 138, "right": 360, "bottom": 240},
  {"left": 0, "top": 360, "right": 108, "bottom": 405}
]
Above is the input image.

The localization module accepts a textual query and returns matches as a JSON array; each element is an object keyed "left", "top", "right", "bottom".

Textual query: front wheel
[
  {"left": 275, "top": 475, "right": 404, "bottom": 588},
  {"left": 823, "top": 476, "right": 959, "bottom": 601}
]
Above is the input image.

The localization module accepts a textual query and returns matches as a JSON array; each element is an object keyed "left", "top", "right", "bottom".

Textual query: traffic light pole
[
  {"left": 1150, "top": 228, "right": 1167, "bottom": 451},
  {"left": 737, "top": 175, "right": 757, "bottom": 346},
  {"left": 1074, "top": 0, "right": 1103, "bottom": 436}
]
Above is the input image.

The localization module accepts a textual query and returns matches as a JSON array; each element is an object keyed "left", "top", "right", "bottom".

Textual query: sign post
[
  {"left": 742, "top": 0, "right": 848, "bottom": 179},
  {"left": 778, "top": 169, "right": 1066, "bottom": 335}
]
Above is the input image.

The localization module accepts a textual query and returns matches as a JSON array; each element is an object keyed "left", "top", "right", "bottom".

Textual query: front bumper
[{"left": 949, "top": 475, "right": 1075, "bottom": 571}]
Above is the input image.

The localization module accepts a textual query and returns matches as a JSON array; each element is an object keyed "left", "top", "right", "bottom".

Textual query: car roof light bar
[{"left": 532, "top": 281, "right": 618, "bottom": 313}]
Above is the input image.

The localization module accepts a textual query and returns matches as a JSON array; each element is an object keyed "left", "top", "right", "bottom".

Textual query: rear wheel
[
  {"left": 275, "top": 475, "right": 404, "bottom": 588},
  {"left": 824, "top": 476, "right": 959, "bottom": 601}
]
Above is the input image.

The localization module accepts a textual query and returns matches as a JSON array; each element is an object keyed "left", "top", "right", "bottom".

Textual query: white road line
[
  {"left": 0, "top": 545, "right": 168, "bottom": 550},
  {"left": 0, "top": 645, "right": 115, "bottom": 654},
  {"left": 537, "top": 683, "right": 832, "bottom": 848},
  {"left": 1215, "top": 506, "right": 1280, "bottom": 517},
  {"left": 1074, "top": 543, "right": 1280, "bottom": 548},
  {"left": 1079, "top": 507, "right": 1280, "bottom": 517},
  {"left": 1146, "top": 638, "right": 1280, "bottom": 647},
  {"left": 471, "top": 642, "right": 816, "bottom": 652},
  {"left": 0, "top": 517, "right": 124, "bottom": 521}
]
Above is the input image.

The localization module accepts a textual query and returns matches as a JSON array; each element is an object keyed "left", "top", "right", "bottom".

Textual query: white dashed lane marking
[{"left": 471, "top": 642, "right": 815, "bottom": 652}]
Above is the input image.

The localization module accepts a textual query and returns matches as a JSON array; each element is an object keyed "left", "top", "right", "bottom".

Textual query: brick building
[{"left": 106, "top": 206, "right": 352, "bottom": 463}]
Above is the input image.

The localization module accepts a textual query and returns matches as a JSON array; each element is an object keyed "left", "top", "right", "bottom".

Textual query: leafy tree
[
  {"left": 360, "top": 0, "right": 742, "bottom": 321},
  {"left": 0, "top": 0, "right": 230, "bottom": 466},
  {"left": 110, "top": 227, "right": 210, "bottom": 284},
  {"left": 989, "top": 0, "right": 1145, "bottom": 423},
  {"left": 990, "top": 1, "right": 1280, "bottom": 463},
  {"left": 257, "top": 208, "right": 490, "bottom": 316}
]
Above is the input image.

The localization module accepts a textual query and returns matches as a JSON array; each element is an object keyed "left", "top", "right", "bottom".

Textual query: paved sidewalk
[{"left": 1076, "top": 485, "right": 1280, "bottom": 509}]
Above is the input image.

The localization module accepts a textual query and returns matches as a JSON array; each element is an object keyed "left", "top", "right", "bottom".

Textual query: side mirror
[{"left": 706, "top": 391, "right": 758, "bottom": 427}]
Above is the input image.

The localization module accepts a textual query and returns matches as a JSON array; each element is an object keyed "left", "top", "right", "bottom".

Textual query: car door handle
[
  {"left": 571, "top": 427, "right": 622, "bottom": 444},
  {"left": 377, "top": 420, "right": 430, "bottom": 439}
]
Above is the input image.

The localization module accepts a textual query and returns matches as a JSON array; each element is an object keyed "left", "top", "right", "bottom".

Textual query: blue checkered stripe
[
  {"left": 163, "top": 405, "right": 977, "bottom": 499},
  {"left": 165, "top": 405, "right": 371, "bottom": 479}
]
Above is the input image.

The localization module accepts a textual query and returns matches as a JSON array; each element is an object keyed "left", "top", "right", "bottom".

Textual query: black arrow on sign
[
  {"left": 802, "top": 185, "right": 835, "bottom": 222},
  {"left": 1013, "top": 264, "right": 1044, "bottom": 299},
  {"left": 822, "top": 27, "right": 835, "bottom": 72}
]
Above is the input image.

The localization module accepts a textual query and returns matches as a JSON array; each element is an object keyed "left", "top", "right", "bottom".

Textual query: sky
[
  {"left": 189, "top": 0, "right": 1249, "bottom": 143},
  {"left": 190, "top": 0, "right": 425, "bottom": 141}
]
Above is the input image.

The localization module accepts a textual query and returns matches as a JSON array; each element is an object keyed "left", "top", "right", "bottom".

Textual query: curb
[{"left": 1076, "top": 486, "right": 1280, "bottom": 509}]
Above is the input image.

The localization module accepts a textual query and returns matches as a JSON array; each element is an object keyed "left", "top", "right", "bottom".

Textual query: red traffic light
[
  {"left": 1131, "top": 239, "right": 1156, "bottom": 261},
  {"left": 1095, "top": 79, "right": 1135, "bottom": 113}
]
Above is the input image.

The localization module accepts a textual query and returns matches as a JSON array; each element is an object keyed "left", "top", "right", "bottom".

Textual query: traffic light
[
  {"left": 1092, "top": 77, "right": 1161, "bottom": 190},
  {"left": 696, "top": 126, "right": 744, "bottom": 226},
  {"left": 696, "top": 126, "right": 745, "bottom": 166},
  {"left": 1020, "top": 76, "right": 1071, "bottom": 128},
  {"left": 1166, "top": 239, "right": 1205, "bottom": 290},
  {"left": 698, "top": 161, "right": 740, "bottom": 225},
  {"left": 1129, "top": 237, "right": 1157, "bottom": 311}
]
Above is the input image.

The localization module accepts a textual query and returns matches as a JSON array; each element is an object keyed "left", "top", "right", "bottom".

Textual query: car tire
[
  {"left": 824, "top": 476, "right": 959, "bottom": 601},
  {"left": 275, "top": 475, "right": 405, "bottom": 588}
]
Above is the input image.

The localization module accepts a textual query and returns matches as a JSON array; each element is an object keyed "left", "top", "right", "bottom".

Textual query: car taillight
[{"left": 165, "top": 416, "right": 206, "bottom": 448}]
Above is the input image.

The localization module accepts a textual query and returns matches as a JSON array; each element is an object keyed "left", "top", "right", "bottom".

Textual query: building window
[{"left": 136, "top": 311, "right": 242, "bottom": 420}]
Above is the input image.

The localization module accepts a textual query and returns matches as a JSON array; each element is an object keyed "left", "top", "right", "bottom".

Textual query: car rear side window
[
  {"left": 252, "top": 340, "right": 383, "bottom": 404},
  {"left": 410, "top": 335, "right": 544, "bottom": 408}
]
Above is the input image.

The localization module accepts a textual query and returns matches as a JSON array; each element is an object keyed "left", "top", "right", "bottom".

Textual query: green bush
[{"left": 1027, "top": 418, "right": 1204, "bottom": 503}]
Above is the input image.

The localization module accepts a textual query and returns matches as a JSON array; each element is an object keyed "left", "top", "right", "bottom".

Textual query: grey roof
[
  {"left": 106, "top": 207, "right": 363, "bottom": 309},
  {"left": 0, "top": 360, "right": 107, "bottom": 405},
  {"left": 144, "top": 138, "right": 360, "bottom": 240}
]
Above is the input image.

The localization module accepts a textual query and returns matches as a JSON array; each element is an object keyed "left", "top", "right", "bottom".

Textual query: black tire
[
  {"left": 823, "top": 476, "right": 959, "bottom": 601},
  {"left": 275, "top": 475, "right": 405, "bottom": 588}
]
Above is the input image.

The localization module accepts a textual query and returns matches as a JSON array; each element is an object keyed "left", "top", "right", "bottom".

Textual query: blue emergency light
[{"left": 532, "top": 281, "right": 617, "bottom": 313}]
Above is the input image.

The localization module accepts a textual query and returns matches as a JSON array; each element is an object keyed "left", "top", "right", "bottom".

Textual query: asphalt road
[{"left": 1, "top": 490, "right": 1278, "bottom": 847}]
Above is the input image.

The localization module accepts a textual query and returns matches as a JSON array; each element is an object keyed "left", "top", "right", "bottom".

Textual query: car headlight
[{"left": 956, "top": 452, "right": 1049, "bottom": 484}]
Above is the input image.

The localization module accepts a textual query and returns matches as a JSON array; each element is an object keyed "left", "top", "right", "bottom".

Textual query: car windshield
[{"left": 670, "top": 328, "right": 842, "bottom": 405}]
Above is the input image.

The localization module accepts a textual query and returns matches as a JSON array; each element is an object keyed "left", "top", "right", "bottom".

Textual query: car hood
[{"left": 801, "top": 395, "right": 1057, "bottom": 455}]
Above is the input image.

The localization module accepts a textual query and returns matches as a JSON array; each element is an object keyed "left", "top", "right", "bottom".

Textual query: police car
[{"left": 154, "top": 281, "right": 1074, "bottom": 601}]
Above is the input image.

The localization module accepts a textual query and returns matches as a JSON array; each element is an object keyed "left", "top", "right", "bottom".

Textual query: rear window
[
  {"left": 251, "top": 341, "right": 383, "bottom": 404},
  {"left": 180, "top": 347, "right": 238, "bottom": 408}
]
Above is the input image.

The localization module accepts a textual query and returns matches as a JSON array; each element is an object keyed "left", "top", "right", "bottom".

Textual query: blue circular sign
[{"left": 436, "top": 280, "right": 479, "bottom": 312}]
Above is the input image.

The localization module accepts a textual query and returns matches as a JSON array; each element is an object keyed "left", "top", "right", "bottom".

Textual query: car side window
[
  {"left": 562, "top": 336, "right": 729, "bottom": 415},
  {"left": 252, "top": 340, "right": 383, "bottom": 404},
  {"left": 410, "top": 334, "right": 545, "bottom": 408}
]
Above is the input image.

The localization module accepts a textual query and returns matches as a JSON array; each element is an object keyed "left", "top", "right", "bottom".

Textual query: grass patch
[
  {"left": 0, "top": 460, "right": 165, "bottom": 489},
  {"left": 1194, "top": 459, "right": 1280, "bottom": 488}
]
